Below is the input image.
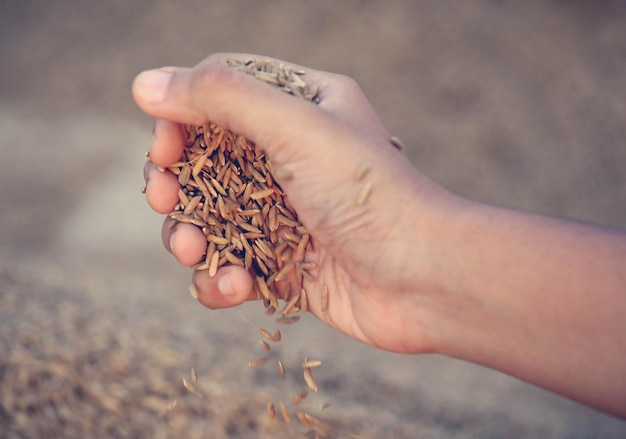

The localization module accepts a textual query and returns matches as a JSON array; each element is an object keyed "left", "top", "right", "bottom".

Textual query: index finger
[{"left": 149, "top": 118, "right": 186, "bottom": 167}]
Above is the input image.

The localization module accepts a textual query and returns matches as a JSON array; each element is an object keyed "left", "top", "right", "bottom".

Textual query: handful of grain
[
  {"left": 168, "top": 58, "right": 319, "bottom": 312},
  {"left": 170, "top": 59, "right": 328, "bottom": 432}
]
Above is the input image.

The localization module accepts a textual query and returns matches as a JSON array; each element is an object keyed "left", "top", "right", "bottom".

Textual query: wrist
[{"left": 391, "top": 176, "right": 481, "bottom": 354}]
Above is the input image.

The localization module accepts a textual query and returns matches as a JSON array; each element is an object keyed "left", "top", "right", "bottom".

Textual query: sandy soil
[{"left": 1, "top": 1, "right": 625, "bottom": 437}]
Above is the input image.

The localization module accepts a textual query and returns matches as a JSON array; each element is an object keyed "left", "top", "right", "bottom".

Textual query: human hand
[{"left": 133, "top": 53, "right": 458, "bottom": 354}]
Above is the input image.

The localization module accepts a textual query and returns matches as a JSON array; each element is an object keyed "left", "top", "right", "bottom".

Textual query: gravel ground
[{"left": 1, "top": 1, "right": 625, "bottom": 437}]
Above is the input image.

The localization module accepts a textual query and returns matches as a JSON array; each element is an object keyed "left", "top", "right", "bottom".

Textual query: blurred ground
[{"left": 1, "top": 0, "right": 625, "bottom": 437}]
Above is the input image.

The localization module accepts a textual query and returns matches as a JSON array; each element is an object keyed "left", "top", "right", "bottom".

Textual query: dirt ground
[{"left": 1, "top": 1, "right": 625, "bottom": 437}]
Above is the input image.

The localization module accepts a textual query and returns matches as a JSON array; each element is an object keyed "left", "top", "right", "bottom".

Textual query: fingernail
[
  {"left": 168, "top": 226, "right": 177, "bottom": 253},
  {"left": 135, "top": 70, "right": 172, "bottom": 104},
  {"left": 218, "top": 274, "right": 235, "bottom": 297},
  {"left": 188, "top": 283, "right": 199, "bottom": 300}
]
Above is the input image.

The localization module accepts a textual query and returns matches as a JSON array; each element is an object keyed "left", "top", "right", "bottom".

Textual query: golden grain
[
  {"left": 280, "top": 291, "right": 301, "bottom": 315},
  {"left": 295, "top": 233, "right": 309, "bottom": 261},
  {"left": 273, "top": 329, "right": 282, "bottom": 342},
  {"left": 257, "top": 327, "right": 276, "bottom": 342},
  {"left": 277, "top": 214, "right": 299, "bottom": 227},
  {"left": 277, "top": 360, "right": 286, "bottom": 379},
  {"left": 321, "top": 285, "right": 329, "bottom": 312},
  {"left": 300, "top": 288, "right": 309, "bottom": 313},
  {"left": 178, "top": 165, "right": 191, "bottom": 186},
  {"left": 183, "top": 195, "right": 202, "bottom": 215},
  {"left": 259, "top": 340, "right": 272, "bottom": 352},
  {"left": 354, "top": 163, "right": 371, "bottom": 181},
  {"left": 208, "top": 250, "right": 219, "bottom": 277},
  {"left": 192, "top": 153, "right": 210, "bottom": 177},
  {"left": 304, "top": 413, "right": 326, "bottom": 430},
  {"left": 390, "top": 135, "right": 406, "bottom": 150},
  {"left": 279, "top": 401, "right": 290, "bottom": 423},
  {"left": 276, "top": 315, "right": 301, "bottom": 324},
  {"left": 182, "top": 377, "right": 203, "bottom": 398},
  {"left": 292, "top": 393, "right": 302, "bottom": 406},
  {"left": 273, "top": 262, "right": 294, "bottom": 283},
  {"left": 248, "top": 357, "right": 268, "bottom": 367},
  {"left": 256, "top": 276, "right": 271, "bottom": 301},
  {"left": 302, "top": 360, "right": 322, "bottom": 368},
  {"left": 159, "top": 399, "right": 177, "bottom": 417},
  {"left": 224, "top": 250, "right": 244, "bottom": 267},
  {"left": 296, "top": 412, "right": 312, "bottom": 430},
  {"left": 267, "top": 401, "right": 275, "bottom": 420},
  {"left": 303, "top": 367, "right": 318, "bottom": 392},
  {"left": 356, "top": 181, "right": 373, "bottom": 205}
]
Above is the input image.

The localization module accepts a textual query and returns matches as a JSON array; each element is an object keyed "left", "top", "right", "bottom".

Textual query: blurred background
[{"left": 1, "top": 1, "right": 625, "bottom": 437}]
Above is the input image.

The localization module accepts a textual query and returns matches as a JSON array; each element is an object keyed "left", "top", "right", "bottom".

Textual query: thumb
[
  {"left": 131, "top": 55, "right": 370, "bottom": 172},
  {"left": 132, "top": 55, "right": 409, "bottom": 260}
]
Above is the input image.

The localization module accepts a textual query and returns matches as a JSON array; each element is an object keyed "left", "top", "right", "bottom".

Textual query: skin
[{"left": 133, "top": 53, "right": 626, "bottom": 418}]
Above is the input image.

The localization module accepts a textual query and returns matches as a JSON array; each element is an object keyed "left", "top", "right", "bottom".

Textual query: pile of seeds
[
  {"left": 169, "top": 58, "right": 318, "bottom": 313},
  {"left": 167, "top": 58, "right": 327, "bottom": 434}
]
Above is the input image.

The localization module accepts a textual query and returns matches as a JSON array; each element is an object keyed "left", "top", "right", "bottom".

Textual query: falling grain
[
  {"left": 249, "top": 357, "right": 268, "bottom": 368},
  {"left": 303, "top": 368, "right": 318, "bottom": 392},
  {"left": 277, "top": 360, "right": 286, "bottom": 379},
  {"left": 390, "top": 135, "right": 406, "bottom": 151},
  {"left": 276, "top": 315, "right": 301, "bottom": 324},
  {"left": 302, "top": 360, "right": 322, "bottom": 369},
  {"left": 292, "top": 393, "right": 302, "bottom": 406},
  {"left": 273, "top": 329, "right": 282, "bottom": 342},
  {"left": 165, "top": 59, "right": 330, "bottom": 423},
  {"left": 304, "top": 413, "right": 326, "bottom": 430},
  {"left": 160, "top": 399, "right": 177, "bottom": 418},
  {"left": 259, "top": 339, "right": 271, "bottom": 352},
  {"left": 257, "top": 327, "right": 276, "bottom": 343},
  {"left": 182, "top": 377, "right": 203, "bottom": 398},
  {"left": 296, "top": 412, "right": 313, "bottom": 430},
  {"left": 267, "top": 401, "right": 276, "bottom": 420},
  {"left": 279, "top": 401, "right": 290, "bottom": 423}
]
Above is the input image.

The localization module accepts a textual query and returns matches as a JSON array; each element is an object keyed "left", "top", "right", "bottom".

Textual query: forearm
[{"left": 427, "top": 201, "right": 626, "bottom": 417}]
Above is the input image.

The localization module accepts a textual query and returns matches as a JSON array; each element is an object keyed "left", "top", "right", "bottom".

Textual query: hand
[
  {"left": 133, "top": 53, "right": 459, "bottom": 354},
  {"left": 133, "top": 53, "right": 626, "bottom": 417}
]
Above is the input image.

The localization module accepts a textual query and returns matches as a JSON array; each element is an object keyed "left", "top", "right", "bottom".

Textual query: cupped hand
[{"left": 133, "top": 53, "right": 455, "bottom": 354}]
